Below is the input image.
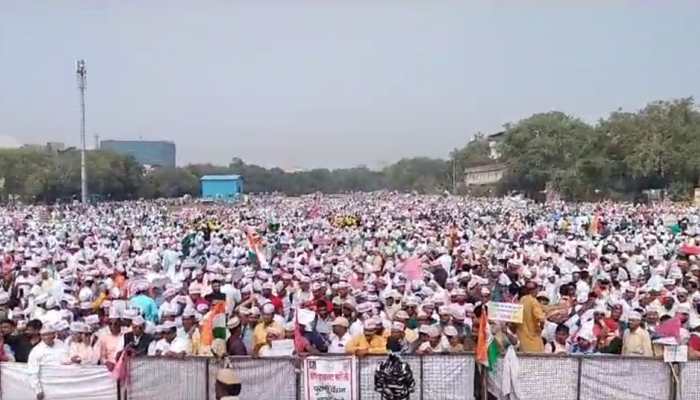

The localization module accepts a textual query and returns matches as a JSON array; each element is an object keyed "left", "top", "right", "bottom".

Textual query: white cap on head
[
  {"left": 331, "top": 317, "right": 349, "bottom": 328},
  {"left": 443, "top": 325, "right": 458, "bottom": 337},
  {"left": 262, "top": 303, "right": 275, "bottom": 315},
  {"left": 628, "top": 311, "right": 642, "bottom": 321},
  {"left": 226, "top": 317, "right": 240, "bottom": 329},
  {"left": 39, "top": 323, "right": 56, "bottom": 335}
]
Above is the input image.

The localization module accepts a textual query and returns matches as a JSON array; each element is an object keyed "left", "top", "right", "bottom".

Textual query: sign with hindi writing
[
  {"left": 664, "top": 345, "right": 688, "bottom": 363},
  {"left": 304, "top": 356, "right": 357, "bottom": 400},
  {"left": 487, "top": 302, "right": 523, "bottom": 324}
]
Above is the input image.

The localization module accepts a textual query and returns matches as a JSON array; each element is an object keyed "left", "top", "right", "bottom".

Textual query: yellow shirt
[
  {"left": 516, "top": 295, "right": 545, "bottom": 353},
  {"left": 404, "top": 329, "right": 418, "bottom": 344},
  {"left": 253, "top": 321, "right": 282, "bottom": 353},
  {"left": 346, "top": 334, "right": 387, "bottom": 355},
  {"left": 622, "top": 328, "right": 653, "bottom": 357}
]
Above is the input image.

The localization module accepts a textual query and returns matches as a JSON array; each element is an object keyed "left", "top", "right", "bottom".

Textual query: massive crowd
[{"left": 1, "top": 194, "right": 700, "bottom": 396}]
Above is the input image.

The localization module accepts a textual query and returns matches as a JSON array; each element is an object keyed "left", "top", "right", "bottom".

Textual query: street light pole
[{"left": 76, "top": 60, "right": 88, "bottom": 204}]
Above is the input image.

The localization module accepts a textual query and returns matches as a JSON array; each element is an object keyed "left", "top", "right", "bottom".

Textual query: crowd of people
[{"left": 1, "top": 193, "right": 700, "bottom": 396}]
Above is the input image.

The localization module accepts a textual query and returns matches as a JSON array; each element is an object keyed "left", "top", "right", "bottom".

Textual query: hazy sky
[{"left": 1, "top": 1, "right": 699, "bottom": 169}]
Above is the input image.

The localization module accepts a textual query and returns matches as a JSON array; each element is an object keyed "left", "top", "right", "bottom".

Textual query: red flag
[{"left": 655, "top": 316, "right": 681, "bottom": 341}]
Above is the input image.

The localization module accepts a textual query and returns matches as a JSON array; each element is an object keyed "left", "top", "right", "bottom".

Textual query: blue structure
[
  {"left": 200, "top": 175, "right": 243, "bottom": 201},
  {"left": 101, "top": 140, "right": 176, "bottom": 168}
]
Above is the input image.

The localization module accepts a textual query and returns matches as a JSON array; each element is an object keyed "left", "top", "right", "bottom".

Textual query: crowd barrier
[
  {"left": 0, "top": 355, "right": 697, "bottom": 400},
  {"left": 0, "top": 362, "right": 116, "bottom": 400}
]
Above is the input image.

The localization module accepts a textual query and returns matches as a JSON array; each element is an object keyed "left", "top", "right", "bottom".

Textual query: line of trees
[
  {"left": 2, "top": 97, "right": 698, "bottom": 203},
  {"left": 0, "top": 150, "right": 451, "bottom": 203},
  {"left": 452, "top": 97, "right": 700, "bottom": 201}
]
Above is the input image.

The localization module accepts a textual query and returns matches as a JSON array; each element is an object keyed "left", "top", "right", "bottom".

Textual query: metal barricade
[
  {"left": 128, "top": 356, "right": 209, "bottom": 400},
  {"left": 208, "top": 356, "right": 298, "bottom": 400},
  {"left": 421, "top": 354, "right": 475, "bottom": 400},
  {"left": 494, "top": 354, "right": 578, "bottom": 400},
  {"left": 124, "top": 353, "right": 689, "bottom": 400},
  {"left": 680, "top": 361, "right": 700, "bottom": 400},
  {"left": 579, "top": 355, "right": 671, "bottom": 400}
]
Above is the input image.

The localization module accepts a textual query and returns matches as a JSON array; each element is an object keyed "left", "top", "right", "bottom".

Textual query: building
[
  {"left": 463, "top": 163, "right": 507, "bottom": 186},
  {"left": 486, "top": 131, "right": 506, "bottom": 159},
  {"left": 200, "top": 175, "right": 243, "bottom": 201},
  {"left": 461, "top": 131, "right": 509, "bottom": 188},
  {"left": 100, "top": 140, "right": 176, "bottom": 168}
]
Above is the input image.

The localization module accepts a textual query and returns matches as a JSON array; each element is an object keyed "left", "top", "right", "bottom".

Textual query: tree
[
  {"left": 601, "top": 98, "right": 700, "bottom": 193},
  {"left": 500, "top": 112, "right": 596, "bottom": 198}
]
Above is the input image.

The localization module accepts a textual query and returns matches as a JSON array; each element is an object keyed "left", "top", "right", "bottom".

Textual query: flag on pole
[
  {"left": 475, "top": 306, "right": 499, "bottom": 371},
  {"left": 201, "top": 302, "right": 227, "bottom": 346}
]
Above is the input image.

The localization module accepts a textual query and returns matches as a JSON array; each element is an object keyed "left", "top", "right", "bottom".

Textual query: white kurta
[{"left": 27, "top": 341, "right": 69, "bottom": 395}]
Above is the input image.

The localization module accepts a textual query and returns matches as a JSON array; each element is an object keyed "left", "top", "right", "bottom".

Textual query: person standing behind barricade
[
  {"left": 94, "top": 310, "right": 124, "bottom": 370},
  {"left": 328, "top": 317, "right": 352, "bottom": 354},
  {"left": 621, "top": 312, "right": 652, "bottom": 356},
  {"left": 119, "top": 316, "right": 153, "bottom": 358},
  {"left": 129, "top": 283, "right": 158, "bottom": 323},
  {"left": 154, "top": 321, "right": 192, "bottom": 357},
  {"left": 347, "top": 319, "right": 387, "bottom": 356},
  {"left": 253, "top": 303, "right": 282, "bottom": 355},
  {"left": 237, "top": 307, "right": 257, "bottom": 354},
  {"left": 27, "top": 323, "right": 68, "bottom": 400},
  {"left": 225, "top": 317, "right": 247, "bottom": 356},
  {"left": 3, "top": 318, "right": 40, "bottom": 362},
  {"left": 65, "top": 322, "right": 97, "bottom": 365},
  {"left": 516, "top": 280, "right": 546, "bottom": 352}
]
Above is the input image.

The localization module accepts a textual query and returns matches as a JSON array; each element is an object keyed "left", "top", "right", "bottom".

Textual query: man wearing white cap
[
  {"left": 253, "top": 303, "right": 282, "bottom": 356},
  {"left": 328, "top": 317, "right": 351, "bottom": 354},
  {"left": 346, "top": 318, "right": 386, "bottom": 356},
  {"left": 120, "top": 316, "right": 153, "bottom": 357},
  {"left": 130, "top": 283, "right": 158, "bottom": 323},
  {"left": 154, "top": 321, "right": 192, "bottom": 357},
  {"left": 621, "top": 311, "right": 652, "bottom": 356},
  {"left": 65, "top": 322, "right": 96, "bottom": 365},
  {"left": 27, "top": 323, "right": 68, "bottom": 400},
  {"left": 94, "top": 310, "right": 124, "bottom": 369}
]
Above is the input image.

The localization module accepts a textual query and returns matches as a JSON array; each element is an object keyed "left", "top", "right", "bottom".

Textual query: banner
[
  {"left": 304, "top": 356, "right": 357, "bottom": 400},
  {"left": 1, "top": 362, "right": 116, "bottom": 400},
  {"left": 487, "top": 302, "right": 523, "bottom": 323}
]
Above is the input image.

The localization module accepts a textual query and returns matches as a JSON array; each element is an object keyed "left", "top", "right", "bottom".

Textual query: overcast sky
[{"left": 1, "top": 1, "right": 699, "bottom": 169}]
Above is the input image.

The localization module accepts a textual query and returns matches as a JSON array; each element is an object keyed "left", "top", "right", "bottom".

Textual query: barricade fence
[{"left": 0, "top": 355, "right": 696, "bottom": 400}]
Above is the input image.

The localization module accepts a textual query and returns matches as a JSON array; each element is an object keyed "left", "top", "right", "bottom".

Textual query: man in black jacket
[{"left": 121, "top": 316, "right": 153, "bottom": 357}]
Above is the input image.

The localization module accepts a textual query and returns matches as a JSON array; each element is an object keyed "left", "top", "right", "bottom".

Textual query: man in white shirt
[
  {"left": 154, "top": 322, "right": 192, "bottom": 357},
  {"left": 328, "top": 317, "right": 351, "bottom": 354},
  {"left": 27, "top": 323, "right": 69, "bottom": 400}
]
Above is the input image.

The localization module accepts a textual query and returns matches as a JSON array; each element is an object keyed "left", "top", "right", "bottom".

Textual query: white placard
[
  {"left": 488, "top": 302, "right": 524, "bottom": 324},
  {"left": 664, "top": 345, "right": 687, "bottom": 363},
  {"left": 304, "top": 356, "right": 357, "bottom": 400},
  {"left": 266, "top": 339, "right": 295, "bottom": 357},
  {"left": 297, "top": 308, "right": 317, "bottom": 326}
]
